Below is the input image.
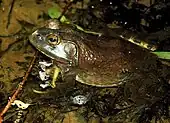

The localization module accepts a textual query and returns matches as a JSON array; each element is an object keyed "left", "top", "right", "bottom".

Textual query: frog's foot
[
  {"left": 32, "top": 89, "right": 48, "bottom": 94},
  {"left": 75, "top": 71, "right": 123, "bottom": 87}
]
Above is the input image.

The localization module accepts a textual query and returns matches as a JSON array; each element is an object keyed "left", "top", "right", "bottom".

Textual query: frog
[{"left": 29, "top": 21, "right": 160, "bottom": 87}]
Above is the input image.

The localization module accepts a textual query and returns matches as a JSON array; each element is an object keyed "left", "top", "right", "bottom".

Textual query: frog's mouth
[
  {"left": 54, "top": 58, "right": 71, "bottom": 65},
  {"left": 38, "top": 46, "right": 77, "bottom": 66}
]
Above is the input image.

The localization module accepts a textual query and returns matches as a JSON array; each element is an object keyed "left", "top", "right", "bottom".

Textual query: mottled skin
[{"left": 29, "top": 23, "right": 159, "bottom": 87}]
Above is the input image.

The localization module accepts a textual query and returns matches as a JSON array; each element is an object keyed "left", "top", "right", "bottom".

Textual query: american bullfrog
[{"left": 29, "top": 21, "right": 160, "bottom": 87}]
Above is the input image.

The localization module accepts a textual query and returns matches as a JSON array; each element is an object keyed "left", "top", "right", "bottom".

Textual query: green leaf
[
  {"left": 47, "top": 6, "right": 101, "bottom": 36},
  {"left": 48, "top": 7, "right": 62, "bottom": 19},
  {"left": 152, "top": 51, "right": 170, "bottom": 60},
  {"left": 48, "top": 7, "right": 69, "bottom": 23},
  {"left": 60, "top": 15, "right": 69, "bottom": 23}
]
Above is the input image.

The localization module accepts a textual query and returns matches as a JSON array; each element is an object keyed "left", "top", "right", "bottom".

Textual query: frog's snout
[{"left": 29, "top": 31, "right": 43, "bottom": 44}]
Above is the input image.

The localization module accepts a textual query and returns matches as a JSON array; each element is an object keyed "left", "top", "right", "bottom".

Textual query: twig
[
  {"left": 0, "top": 31, "right": 21, "bottom": 38},
  {"left": 0, "top": 51, "right": 38, "bottom": 122},
  {"left": 6, "top": 0, "right": 16, "bottom": 29},
  {"left": 58, "top": 0, "right": 73, "bottom": 21}
]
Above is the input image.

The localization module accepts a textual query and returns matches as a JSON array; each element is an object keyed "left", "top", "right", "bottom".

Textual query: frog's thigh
[{"left": 76, "top": 72, "right": 119, "bottom": 87}]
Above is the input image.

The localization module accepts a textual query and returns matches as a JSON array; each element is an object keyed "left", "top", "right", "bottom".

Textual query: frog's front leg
[
  {"left": 52, "top": 62, "right": 77, "bottom": 86},
  {"left": 50, "top": 65, "right": 61, "bottom": 88}
]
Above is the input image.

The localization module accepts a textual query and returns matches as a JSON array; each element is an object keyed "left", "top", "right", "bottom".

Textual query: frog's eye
[{"left": 47, "top": 34, "right": 61, "bottom": 46}]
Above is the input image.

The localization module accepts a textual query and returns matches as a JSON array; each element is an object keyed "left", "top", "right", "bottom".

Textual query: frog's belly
[{"left": 75, "top": 70, "right": 132, "bottom": 87}]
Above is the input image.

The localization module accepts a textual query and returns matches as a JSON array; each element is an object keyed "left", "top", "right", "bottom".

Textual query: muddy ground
[{"left": 0, "top": 0, "right": 170, "bottom": 123}]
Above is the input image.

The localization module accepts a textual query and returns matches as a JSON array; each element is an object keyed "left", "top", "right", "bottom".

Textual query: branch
[{"left": 0, "top": 51, "right": 38, "bottom": 122}]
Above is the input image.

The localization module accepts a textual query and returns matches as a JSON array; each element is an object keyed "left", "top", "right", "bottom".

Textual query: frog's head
[{"left": 29, "top": 28, "right": 78, "bottom": 66}]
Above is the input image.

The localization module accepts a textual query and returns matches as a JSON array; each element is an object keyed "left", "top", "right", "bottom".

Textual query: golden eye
[{"left": 47, "top": 34, "right": 61, "bottom": 45}]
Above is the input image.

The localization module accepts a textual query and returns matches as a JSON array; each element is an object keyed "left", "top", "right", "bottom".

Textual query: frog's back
[{"left": 75, "top": 34, "right": 159, "bottom": 87}]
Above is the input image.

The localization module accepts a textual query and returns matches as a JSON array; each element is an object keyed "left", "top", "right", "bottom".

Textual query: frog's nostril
[
  {"left": 36, "top": 33, "right": 40, "bottom": 36},
  {"left": 36, "top": 34, "right": 43, "bottom": 41}
]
